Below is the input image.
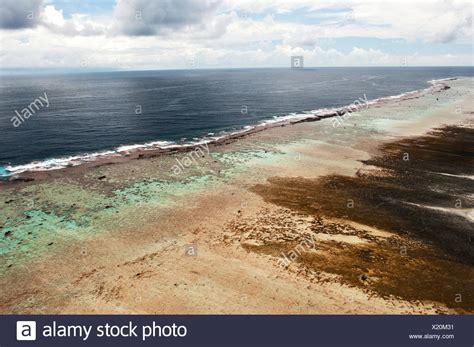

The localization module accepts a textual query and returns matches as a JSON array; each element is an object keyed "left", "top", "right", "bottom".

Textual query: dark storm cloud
[
  {"left": 0, "top": 0, "right": 43, "bottom": 29},
  {"left": 113, "top": 0, "right": 222, "bottom": 36}
]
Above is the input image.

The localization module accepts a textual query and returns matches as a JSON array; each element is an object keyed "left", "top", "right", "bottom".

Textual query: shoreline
[
  {"left": 0, "top": 77, "right": 472, "bottom": 314},
  {"left": 0, "top": 77, "right": 454, "bottom": 184}
]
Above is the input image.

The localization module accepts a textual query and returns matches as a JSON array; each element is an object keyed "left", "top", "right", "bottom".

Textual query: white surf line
[
  {"left": 428, "top": 171, "right": 474, "bottom": 180},
  {"left": 400, "top": 201, "right": 474, "bottom": 222}
]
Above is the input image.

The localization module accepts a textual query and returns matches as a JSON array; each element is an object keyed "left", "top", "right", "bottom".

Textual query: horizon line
[{"left": 1, "top": 65, "right": 473, "bottom": 76}]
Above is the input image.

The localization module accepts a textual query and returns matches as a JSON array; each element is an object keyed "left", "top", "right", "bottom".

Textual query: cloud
[
  {"left": 41, "top": 5, "right": 65, "bottom": 27},
  {"left": 40, "top": 5, "right": 107, "bottom": 36},
  {"left": 223, "top": 0, "right": 472, "bottom": 44},
  {"left": 341, "top": 1, "right": 472, "bottom": 44},
  {"left": 0, "top": 1, "right": 106, "bottom": 35},
  {"left": 0, "top": 0, "right": 472, "bottom": 69},
  {"left": 112, "top": 0, "right": 222, "bottom": 36},
  {"left": 0, "top": 0, "right": 43, "bottom": 29}
]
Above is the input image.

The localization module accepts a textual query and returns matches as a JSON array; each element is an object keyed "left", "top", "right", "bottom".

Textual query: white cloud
[
  {"left": 41, "top": 5, "right": 65, "bottom": 27},
  {"left": 0, "top": 0, "right": 472, "bottom": 69}
]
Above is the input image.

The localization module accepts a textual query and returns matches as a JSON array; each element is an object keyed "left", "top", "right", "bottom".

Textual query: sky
[{"left": 0, "top": 0, "right": 472, "bottom": 71}]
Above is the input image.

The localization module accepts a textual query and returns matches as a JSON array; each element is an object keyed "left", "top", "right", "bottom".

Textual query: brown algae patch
[{"left": 245, "top": 126, "right": 474, "bottom": 312}]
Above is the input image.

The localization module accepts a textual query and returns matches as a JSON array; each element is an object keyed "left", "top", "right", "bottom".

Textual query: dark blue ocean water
[{"left": 0, "top": 67, "right": 473, "bottom": 175}]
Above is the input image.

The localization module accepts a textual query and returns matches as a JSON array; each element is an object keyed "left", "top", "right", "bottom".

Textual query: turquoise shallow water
[{"left": 0, "top": 166, "right": 10, "bottom": 177}]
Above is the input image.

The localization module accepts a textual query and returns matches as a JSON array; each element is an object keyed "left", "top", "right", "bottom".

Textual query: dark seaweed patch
[{"left": 251, "top": 126, "right": 474, "bottom": 311}]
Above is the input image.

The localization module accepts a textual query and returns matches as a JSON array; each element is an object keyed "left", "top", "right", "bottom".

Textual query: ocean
[{"left": 1, "top": 66, "right": 473, "bottom": 177}]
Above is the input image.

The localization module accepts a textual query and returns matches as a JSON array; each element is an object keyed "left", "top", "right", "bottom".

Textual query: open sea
[{"left": 1, "top": 66, "right": 473, "bottom": 177}]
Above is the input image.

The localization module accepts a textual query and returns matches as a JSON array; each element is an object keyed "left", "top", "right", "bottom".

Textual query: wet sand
[{"left": 0, "top": 77, "right": 473, "bottom": 314}]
